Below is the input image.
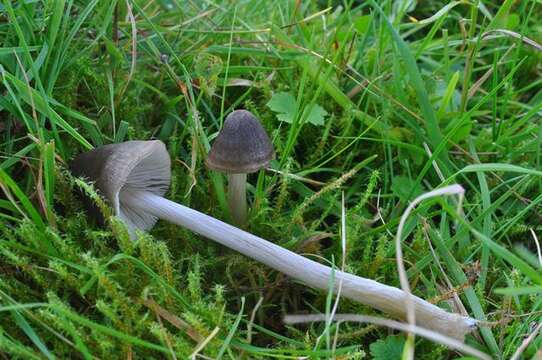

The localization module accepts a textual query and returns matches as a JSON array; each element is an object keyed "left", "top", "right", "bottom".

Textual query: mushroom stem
[
  {"left": 227, "top": 173, "right": 247, "bottom": 226},
  {"left": 120, "top": 189, "right": 477, "bottom": 340}
]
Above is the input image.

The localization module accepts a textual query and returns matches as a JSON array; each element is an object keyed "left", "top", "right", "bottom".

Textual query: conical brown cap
[
  {"left": 70, "top": 140, "right": 171, "bottom": 233},
  {"left": 206, "top": 110, "right": 274, "bottom": 174}
]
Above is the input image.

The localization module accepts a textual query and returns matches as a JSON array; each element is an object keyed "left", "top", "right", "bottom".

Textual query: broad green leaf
[
  {"left": 354, "top": 15, "right": 372, "bottom": 33},
  {"left": 267, "top": 92, "right": 296, "bottom": 123},
  {"left": 488, "top": 0, "right": 516, "bottom": 30},
  {"left": 370, "top": 335, "right": 405, "bottom": 360},
  {"left": 305, "top": 103, "right": 327, "bottom": 126},
  {"left": 267, "top": 92, "right": 327, "bottom": 126}
]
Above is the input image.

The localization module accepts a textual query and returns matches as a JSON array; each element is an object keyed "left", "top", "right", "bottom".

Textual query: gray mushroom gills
[
  {"left": 119, "top": 189, "right": 477, "bottom": 340},
  {"left": 227, "top": 173, "right": 247, "bottom": 226}
]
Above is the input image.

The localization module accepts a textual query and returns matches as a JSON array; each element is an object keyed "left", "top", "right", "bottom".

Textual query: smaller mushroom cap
[
  {"left": 70, "top": 140, "right": 171, "bottom": 233},
  {"left": 206, "top": 110, "right": 274, "bottom": 174}
]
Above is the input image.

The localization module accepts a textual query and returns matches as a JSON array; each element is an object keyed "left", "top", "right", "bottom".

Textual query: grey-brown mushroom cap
[
  {"left": 70, "top": 140, "right": 171, "bottom": 233},
  {"left": 206, "top": 110, "right": 275, "bottom": 174}
]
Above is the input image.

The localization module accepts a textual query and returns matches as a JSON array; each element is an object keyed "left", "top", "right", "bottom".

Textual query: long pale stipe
[
  {"left": 120, "top": 190, "right": 476, "bottom": 340},
  {"left": 227, "top": 173, "right": 247, "bottom": 226}
]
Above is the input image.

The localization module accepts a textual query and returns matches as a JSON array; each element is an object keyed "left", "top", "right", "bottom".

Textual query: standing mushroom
[
  {"left": 70, "top": 140, "right": 476, "bottom": 340},
  {"left": 206, "top": 110, "right": 274, "bottom": 226}
]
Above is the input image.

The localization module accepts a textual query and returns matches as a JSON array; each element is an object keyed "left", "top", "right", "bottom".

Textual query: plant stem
[
  {"left": 120, "top": 190, "right": 477, "bottom": 340},
  {"left": 227, "top": 173, "right": 247, "bottom": 226}
]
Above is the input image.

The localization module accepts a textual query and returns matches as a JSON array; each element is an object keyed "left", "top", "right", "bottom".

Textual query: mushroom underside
[{"left": 118, "top": 146, "right": 171, "bottom": 233}]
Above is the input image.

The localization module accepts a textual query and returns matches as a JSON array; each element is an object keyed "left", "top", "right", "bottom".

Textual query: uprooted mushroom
[{"left": 70, "top": 139, "right": 477, "bottom": 340}]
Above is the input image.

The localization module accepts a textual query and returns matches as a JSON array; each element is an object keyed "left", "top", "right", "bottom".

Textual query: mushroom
[
  {"left": 70, "top": 140, "right": 171, "bottom": 234},
  {"left": 71, "top": 140, "right": 476, "bottom": 340},
  {"left": 206, "top": 110, "right": 274, "bottom": 226}
]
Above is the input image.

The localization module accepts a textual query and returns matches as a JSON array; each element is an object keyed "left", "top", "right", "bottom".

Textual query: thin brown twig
[
  {"left": 467, "top": 44, "right": 516, "bottom": 99},
  {"left": 142, "top": 298, "right": 203, "bottom": 342},
  {"left": 151, "top": 300, "right": 177, "bottom": 360}
]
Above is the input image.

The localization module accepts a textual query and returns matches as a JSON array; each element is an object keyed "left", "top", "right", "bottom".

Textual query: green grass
[{"left": 1, "top": 0, "right": 542, "bottom": 358}]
